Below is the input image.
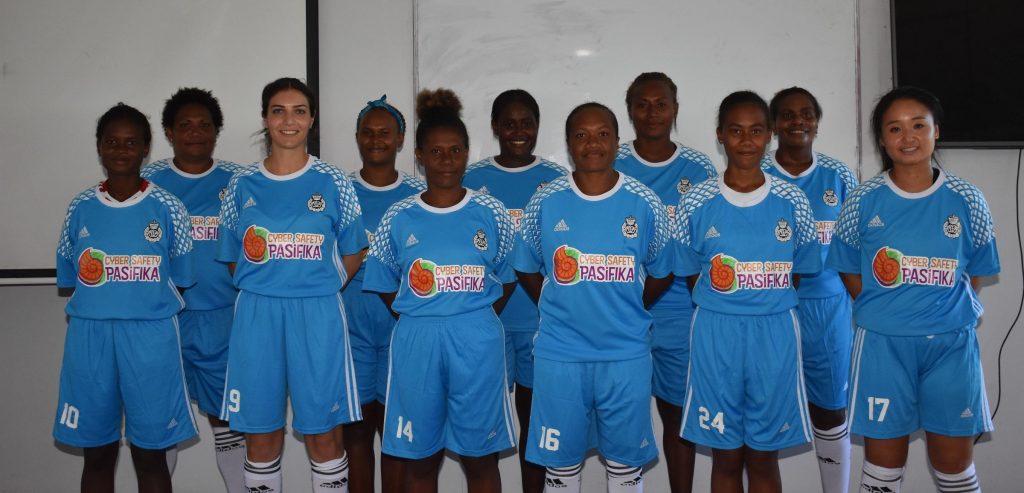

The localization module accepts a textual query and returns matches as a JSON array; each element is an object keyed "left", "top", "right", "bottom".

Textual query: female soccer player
[
  {"left": 462, "top": 88, "right": 566, "bottom": 493},
  {"left": 141, "top": 87, "right": 246, "bottom": 492},
  {"left": 614, "top": 72, "right": 716, "bottom": 493},
  {"left": 829, "top": 87, "right": 998, "bottom": 493},
  {"left": 343, "top": 95, "right": 424, "bottom": 493},
  {"left": 514, "top": 102, "right": 674, "bottom": 493},
  {"left": 363, "top": 88, "right": 516, "bottom": 493},
  {"left": 675, "top": 91, "right": 819, "bottom": 492},
  {"left": 217, "top": 77, "right": 368, "bottom": 493},
  {"left": 54, "top": 103, "right": 197, "bottom": 492},
  {"left": 761, "top": 87, "right": 857, "bottom": 493}
]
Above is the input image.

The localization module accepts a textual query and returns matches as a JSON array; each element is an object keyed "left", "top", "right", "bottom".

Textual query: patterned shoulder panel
[
  {"left": 676, "top": 143, "right": 717, "bottom": 177},
  {"left": 815, "top": 153, "right": 858, "bottom": 191},
  {"left": 944, "top": 174, "right": 995, "bottom": 248},
  {"left": 149, "top": 184, "right": 193, "bottom": 257},
  {"left": 57, "top": 187, "right": 99, "bottom": 260},
  {"left": 833, "top": 174, "right": 886, "bottom": 248},
  {"left": 218, "top": 165, "right": 260, "bottom": 232},
  {"left": 538, "top": 158, "right": 569, "bottom": 176},
  {"left": 471, "top": 192, "right": 514, "bottom": 263},
  {"left": 521, "top": 176, "right": 572, "bottom": 252},
  {"left": 465, "top": 158, "right": 492, "bottom": 174},
  {"left": 676, "top": 179, "right": 721, "bottom": 246},
  {"left": 622, "top": 176, "right": 670, "bottom": 261},
  {"left": 312, "top": 159, "right": 363, "bottom": 230},
  {"left": 369, "top": 195, "right": 419, "bottom": 271},
  {"left": 140, "top": 158, "right": 173, "bottom": 179},
  {"left": 615, "top": 143, "right": 633, "bottom": 160},
  {"left": 216, "top": 160, "right": 248, "bottom": 175},
  {"left": 401, "top": 172, "right": 427, "bottom": 191},
  {"left": 768, "top": 179, "right": 816, "bottom": 247}
]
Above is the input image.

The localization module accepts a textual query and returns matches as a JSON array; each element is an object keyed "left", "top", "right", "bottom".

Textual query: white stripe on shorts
[
  {"left": 172, "top": 316, "right": 199, "bottom": 434},
  {"left": 847, "top": 327, "right": 868, "bottom": 429},
  {"left": 336, "top": 293, "right": 361, "bottom": 422},
  {"left": 789, "top": 309, "right": 812, "bottom": 443},
  {"left": 678, "top": 307, "right": 700, "bottom": 438},
  {"left": 498, "top": 318, "right": 517, "bottom": 446}
]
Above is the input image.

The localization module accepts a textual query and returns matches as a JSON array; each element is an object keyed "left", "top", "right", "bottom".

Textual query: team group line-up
[{"left": 53, "top": 73, "right": 998, "bottom": 493}]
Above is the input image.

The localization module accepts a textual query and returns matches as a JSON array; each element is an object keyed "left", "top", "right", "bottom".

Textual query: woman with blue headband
[{"left": 343, "top": 95, "right": 425, "bottom": 493}]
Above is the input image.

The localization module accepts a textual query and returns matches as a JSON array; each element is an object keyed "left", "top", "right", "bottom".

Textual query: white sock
[
  {"left": 165, "top": 446, "right": 178, "bottom": 475},
  {"left": 813, "top": 423, "right": 851, "bottom": 493},
  {"left": 860, "top": 461, "right": 903, "bottom": 493},
  {"left": 544, "top": 463, "right": 582, "bottom": 493},
  {"left": 935, "top": 463, "right": 980, "bottom": 493},
  {"left": 213, "top": 427, "right": 246, "bottom": 493},
  {"left": 606, "top": 460, "right": 643, "bottom": 493},
  {"left": 244, "top": 456, "right": 282, "bottom": 493},
  {"left": 311, "top": 453, "right": 349, "bottom": 492}
]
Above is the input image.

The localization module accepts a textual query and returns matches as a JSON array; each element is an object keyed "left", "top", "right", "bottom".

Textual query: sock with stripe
[
  {"left": 212, "top": 427, "right": 246, "bottom": 493},
  {"left": 244, "top": 456, "right": 282, "bottom": 493},
  {"left": 165, "top": 446, "right": 177, "bottom": 475},
  {"left": 935, "top": 463, "right": 980, "bottom": 493},
  {"left": 813, "top": 423, "right": 851, "bottom": 493},
  {"left": 311, "top": 453, "right": 349, "bottom": 492},
  {"left": 860, "top": 461, "right": 903, "bottom": 493},
  {"left": 606, "top": 459, "right": 643, "bottom": 493},
  {"left": 544, "top": 463, "right": 582, "bottom": 493}
]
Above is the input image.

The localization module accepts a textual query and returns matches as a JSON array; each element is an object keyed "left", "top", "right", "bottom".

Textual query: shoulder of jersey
[
  {"left": 676, "top": 143, "right": 717, "bottom": 176},
  {"left": 529, "top": 175, "right": 572, "bottom": 203},
  {"left": 470, "top": 189, "right": 508, "bottom": 216},
  {"left": 622, "top": 175, "right": 665, "bottom": 211},
  {"left": 943, "top": 172, "right": 991, "bottom": 215},
  {"left": 465, "top": 158, "right": 492, "bottom": 174},
  {"left": 681, "top": 178, "right": 722, "bottom": 210},
  {"left": 538, "top": 158, "right": 569, "bottom": 175},
  {"left": 380, "top": 195, "right": 419, "bottom": 223},
  {"left": 759, "top": 153, "right": 774, "bottom": 171},
  {"left": 814, "top": 152, "right": 858, "bottom": 189},
  {"left": 140, "top": 158, "right": 173, "bottom": 179},
  {"left": 401, "top": 172, "right": 427, "bottom": 191},
  {"left": 310, "top": 159, "right": 350, "bottom": 183},
  {"left": 768, "top": 177, "right": 811, "bottom": 205},
  {"left": 67, "top": 186, "right": 100, "bottom": 212},
  {"left": 148, "top": 183, "right": 189, "bottom": 212},
  {"left": 216, "top": 160, "right": 249, "bottom": 175},
  {"left": 615, "top": 143, "right": 633, "bottom": 161}
]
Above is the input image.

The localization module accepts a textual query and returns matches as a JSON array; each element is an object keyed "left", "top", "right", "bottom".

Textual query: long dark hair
[{"left": 870, "top": 86, "right": 943, "bottom": 171}]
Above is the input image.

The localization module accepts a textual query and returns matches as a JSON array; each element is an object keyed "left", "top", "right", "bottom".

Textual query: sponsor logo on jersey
[
  {"left": 307, "top": 192, "right": 326, "bottom": 212},
  {"left": 822, "top": 189, "right": 839, "bottom": 207},
  {"left": 867, "top": 215, "right": 885, "bottom": 228},
  {"left": 473, "top": 229, "right": 488, "bottom": 251},
  {"left": 705, "top": 226, "right": 720, "bottom": 239},
  {"left": 242, "top": 225, "right": 324, "bottom": 264},
  {"left": 243, "top": 197, "right": 257, "bottom": 209},
  {"left": 405, "top": 234, "right": 419, "bottom": 247},
  {"left": 78, "top": 226, "right": 90, "bottom": 239},
  {"left": 871, "top": 246, "right": 958, "bottom": 288},
  {"left": 621, "top": 215, "right": 638, "bottom": 239},
  {"left": 408, "top": 258, "right": 485, "bottom": 297},
  {"left": 554, "top": 219, "right": 570, "bottom": 232},
  {"left": 817, "top": 221, "right": 835, "bottom": 245},
  {"left": 774, "top": 218, "right": 792, "bottom": 242},
  {"left": 144, "top": 220, "right": 162, "bottom": 242},
  {"left": 191, "top": 216, "right": 220, "bottom": 241},
  {"left": 78, "top": 247, "right": 162, "bottom": 286},
  {"left": 677, "top": 177, "right": 692, "bottom": 194},
  {"left": 552, "top": 245, "right": 635, "bottom": 286},
  {"left": 709, "top": 253, "right": 792, "bottom": 293},
  {"left": 508, "top": 208, "right": 524, "bottom": 230},
  {"left": 943, "top": 214, "right": 962, "bottom": 239}
]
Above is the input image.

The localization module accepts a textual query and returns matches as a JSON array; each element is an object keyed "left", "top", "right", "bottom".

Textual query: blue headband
[{"left": 356, "top": 95, "right": 406, "bottom": 134}]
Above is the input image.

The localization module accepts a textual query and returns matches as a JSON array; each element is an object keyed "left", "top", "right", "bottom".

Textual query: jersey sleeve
[
  {"left": 827, "top": 190, "right": 862, "bottom": 274},
  {"left": 167, "top": 198, "right": 196, "bottom": 288},
  {"left": 217, "top": 174, "right": 242, "bottom": 263},
  {"left": 335, "top": 176, "right": 369, "bottom": 256},
  {"left": 362, "top": 205, "right": 402, "bottom": 294},
  {"left": 512, "top": 191, "right": 544, "bottom": 274},
  {"left": 962, "top": 186, "right": 1000, "bottom": 276},
  {"left": 644, "top": 194, "right": 673, "bottom": 278},
  {"left": 55, "top": 200, "right": 79, "bottom": 288},
  {"left": 673, "top": 194, "right": 702, "bottom": 277},
  {"left": 790, "top": 187, "right": 821, "bottom": 274}
]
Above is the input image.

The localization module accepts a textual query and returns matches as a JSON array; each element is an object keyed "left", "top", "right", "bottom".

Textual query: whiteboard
[
  {"left": 416, "top": 0, "right": 859, "bottom": 174},
  {"left": 0, "top": 0, "right": 306, "bottom": 278}
]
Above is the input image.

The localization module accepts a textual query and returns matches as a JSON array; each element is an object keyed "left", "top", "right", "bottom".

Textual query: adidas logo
[
  {"left": 318, "top": 479, "right": 348, "bottom": 489},
  {"left": 330, "top": 402, "right": 340, "bottom": 413},
  {"left": 247, "top": 486, "right": 274, "bottom": 492},
  {"left": 818, "top": 456, "right": 840, "bottom": 465},
  {"left": 243, "top": 197, "right": 257, "bottom": 209},
  {"left": 860, "top": 486, "right": 896, "bottom": 493},
  {"left": 545, "top": 479, "right": 567, "bottom": 488},
  {"left": 640, "top": 438, "right": 649, "bottom": 448},
  {"left": 705, "top": 226, "right": 720, "bottom": 239},
  {"left": 215, "top": 442, "right": 244, "bottom": 452},
  {"left": 960, "top": 408, "right": 973, "bottom": 418},
  {"left": 554, "top": 219, "right": 570, "bottom": 232},
  {"left": 405, "top": 234, "right": 419, "bottom": 247},
  {"left": 867, "top": 215, "right": 884, "bottom": 228},
  {"left": 779, "top": 422, "right": 790, "bottom": 433},
  {"left": 78, "top": 226, "right": 90, "bottom": 239},
  {"left": 167, "top": 418, "right": 178, "bottom": 429},
  {"left": 622, "top": 476, "right": 643, "bottom": 486},
  {"left": 487, "top": 430, "right": 497, "bottom": 440}
]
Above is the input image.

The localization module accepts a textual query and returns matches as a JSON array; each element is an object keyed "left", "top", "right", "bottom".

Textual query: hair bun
[{"left": 416, "top": 88, "right": 462, "bottom": 120}]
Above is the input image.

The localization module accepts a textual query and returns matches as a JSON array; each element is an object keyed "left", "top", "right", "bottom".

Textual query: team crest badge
[
  {"left": 218, "top": 187, "right": 227, "bottom": 201},
  {"left": 307, "top": 192, "right": 326, "bottom": 212},
  {"left": 822, "top": 189, "right": 838, "bottom": 206},
  {"left": 943, "top": 214, "right": 962, "bottom": 238},
  {"left": 775, "top": 218, "right": 792, "bottom": 242},
  {"left": 677, "top": 178, "right": 692, "bottom": 194},
  {"left": 144, "top": 220, "right": 162, "bottom": 242},
  {"left": 473, "top": 229, "right": 488, "bottom": 251},
  {"left": 622, "top": 216, "right": 638, "bottom": 239}
]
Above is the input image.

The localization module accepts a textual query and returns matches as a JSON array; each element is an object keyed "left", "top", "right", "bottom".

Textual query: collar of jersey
[
  {"left": 567, "top": 171, "right": 624, "bottom": 201},
  {"left": 718, "top": 174, "right": 771, "bottom": 207},
  {"left": 355, "top": 170, "right": 404, "bottom": 191},
  {"left": 96, "top": 182, "right": 152, "bottom": 208},
  {"left": 167, "top": 158, "right": 220, "bottom": 179},
  {"left": 883, "top": 167, "right": 945, "bottom": 199},
  {"left": 627, "top": 141, "right": 680, "bottom": 167},
  {"left": 768, "top": 151, "right": 818, "bottom": 178},
  {"left": 415, "top": 188, "right": 473, "bottom": 213},
  {"left": 259, "top": 155, "right": 313, "bottom": 181},
  {"left": 488, "top": 155, "right": 541, "bottom": 173}
]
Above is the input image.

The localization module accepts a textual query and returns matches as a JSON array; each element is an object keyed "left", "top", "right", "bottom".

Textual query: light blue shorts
[
  {"left": 796, "top": 293, "right": 853, "bottom": 410},
  {"left": 650, "top": 308, "right": 693, "bottom": 407},
  {"left": 506, "top": 330, "right": 536, "bottom": 389},
  {"left": 342, "top": 283, "right": 396, "bottom": 405},
  {"left": 179, "top": 306, "right": 233, "bottom": 416}
]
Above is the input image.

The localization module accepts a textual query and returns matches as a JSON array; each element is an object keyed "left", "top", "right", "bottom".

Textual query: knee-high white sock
[
  {"left": 544, "top": 463, "right": 582, "bottom": 493},
  {"left": 935, "top": 463, "right": 980, "bottom": 493},
  {"left": 860, "top": 461, "right": 903, "bottom": 493},
  {"left": 311, "top": 453, "right": 349, "bottom": 492},
  {"left": 165, "top": 446, "right": 178, "bottom": 475},
  {"left": 606, "top": 460, "right": 643, "bottom": 493},
  {"left": 244, "top": 456, "right": 282, "bottom": 493},
  {"left": 212, "top": 427, "right": 246, "bottom": 493},
  {"left": 813, "top": 423, "right": 851, "bottom": 493}
]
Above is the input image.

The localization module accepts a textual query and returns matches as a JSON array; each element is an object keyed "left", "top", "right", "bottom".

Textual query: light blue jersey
[
  {"left": 828, "top": 170, "right": 999, "bottom": 336},
  {"left": 676, "top": 175, "right": 820, "bottom": 315},
  {"left": 464, "top": 156, "right": 568, "bottom": 331},
  {"left": 349, "top": 171, "right": 426, "bottom": 283},
  {"left": 761, "top": 152, "right": 857, "bottom": 298},
  {"left": 363, "top": 190, "right": 515, "bottom": 316},
  {"left": 56, "top": 181, "right": 194, "bottom": 320},
  {"left": 513, "top": 174, "right": 673, "bottom": 362},
  {"left": 217, "top": 156, "right": 367, "bottom": 297},
  {"left": 142, "top": 159, "right": 246, "bottom": 310}
]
